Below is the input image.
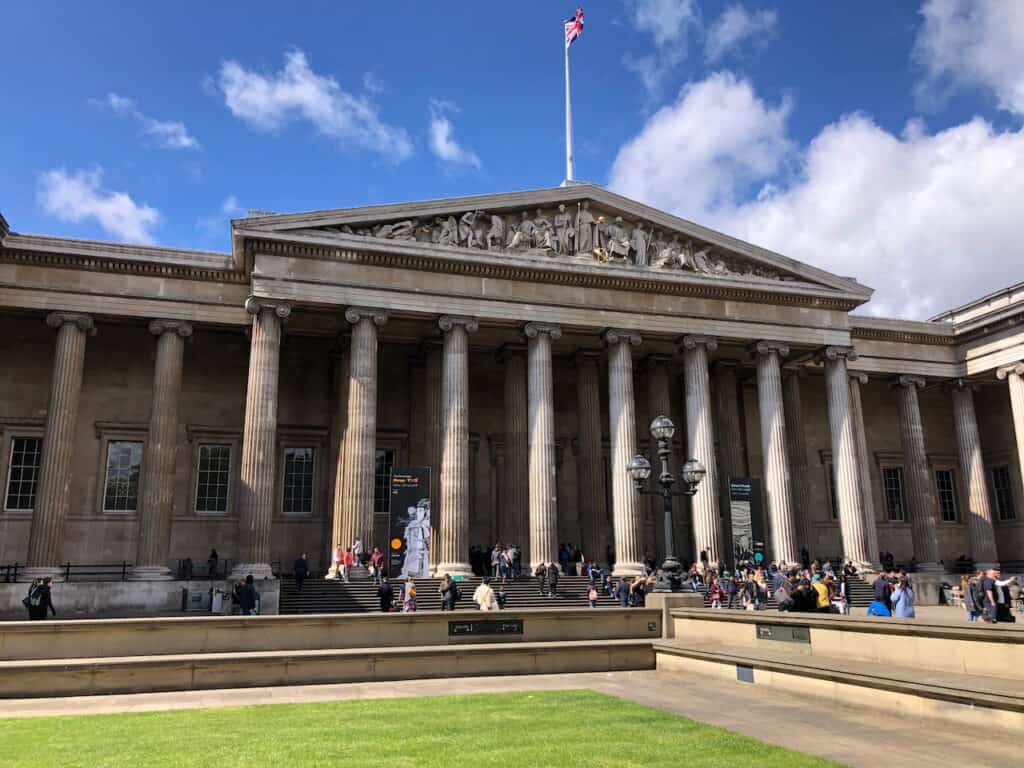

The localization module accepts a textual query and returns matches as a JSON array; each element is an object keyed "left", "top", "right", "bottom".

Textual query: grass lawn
[{"left": 0, "top": 690, "right": 839, "bottom": 767}]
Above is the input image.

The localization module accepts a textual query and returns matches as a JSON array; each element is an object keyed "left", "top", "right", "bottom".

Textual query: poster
[
  {"left": 727, "top": 477, "right": 764, "bottom": 569},
  {"left": 388, "top": 467, "right": 431, "bottom": 578}
]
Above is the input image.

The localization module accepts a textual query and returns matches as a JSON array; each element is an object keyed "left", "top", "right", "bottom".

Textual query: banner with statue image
[{"left": 387, "top": 467, "right": 431, "bottom": 578}]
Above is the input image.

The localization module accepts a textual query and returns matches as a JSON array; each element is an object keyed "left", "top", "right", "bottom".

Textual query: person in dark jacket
[
  {"left": 238, "top": 574, "right": 258, "bottom": 615},
  {"left": 293, "top": 553, "right": 309, "bottom": 592},
  {"left": 535, "top": 563, "right": 548, "bottom": 597},
  {"left": 207, "top": 549, "right": 219, "bottom": 578},
  {"left": 27, "top": 578, "right": 57, "bottom": 620},
  {"left": 377, "top": 578, "right": 395, "bottom": 612},
  {"left": 616, "top": 577, "right": 630, "bottom": 607},
  {"left": 547, "top": 563, "right": 560, "bottom": 598},
  {"left": 439, "top": 574, "right": 459, "bottom": 611}
]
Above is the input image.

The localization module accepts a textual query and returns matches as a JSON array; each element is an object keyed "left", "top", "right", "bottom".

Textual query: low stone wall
[
  {"left": 0, "top": 579, "right": 280, "bottom": 620},
  {"left": 669, "top": 608, "right": 1024, "bottom": 680},
  {"left": 0, "top": 607, "right": 661, "bottom": 661}
]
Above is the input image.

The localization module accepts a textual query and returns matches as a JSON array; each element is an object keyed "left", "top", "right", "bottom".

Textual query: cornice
[{"left": 849, "top": 316, "right": 956, "bottom": 346}]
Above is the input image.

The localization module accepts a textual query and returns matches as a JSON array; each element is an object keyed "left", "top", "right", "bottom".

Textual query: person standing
[
  {"left": 981, "top": 568, "right": 1000, "bottom": 623},
  {"left": 473, "top": 577, "right": 497, "bottom": 611},
  {"left": 293, "top": 553, "right": 308, "bottom": 592},
  {"left": 439, "top": 574, "right": 454, "bottom": 611},
  {"left": 616, "top": 577, "right": 630, "bottom": 607},
  {"left": 892, "top": 577, "right": 916, "bottom": 618},
  {"left": 352, "top": 538, "right": 365, "bottom": 568},
  {"left": 22, "top": 579, "right": 39, "bottom": 619},
  {"left": 369, "top": 547, "right": 385, "bottom": 585},
  {"left": 377, "top": 578, "right": 394, "bottom": 612},
  {"left": 588, "top": 583, "right": 599, "bottom": 608},
  {"left": 341, "top": 547, "right": 354, "bottom": 583},
  {"left": 963, "top": 571, "right": 981, "bottom": 622},
  {"left": 238, "top": 575, "right": 258, "bottom": 616},
  {"left": 27, "top": 578, "right": 57, "bottom": 620},
  {"left": 402, "top": 577, "right": 417, "bottom": 612},
  {"left": 207, "top": 549, "right": 219, "bottom": 579},
  {"left": 535, "top": 562, "right": 548, "bottom": 597},
  {"left": 547, "top": 562, "right": 560, "bottom": 598}
]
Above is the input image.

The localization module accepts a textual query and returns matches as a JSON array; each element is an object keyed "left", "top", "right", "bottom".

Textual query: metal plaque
[
  {"left": 448, "top": 619, "right": 524, "bottom": 637},
  {"left": 756, "top": 623, "right": 810, "bottom": 643}
]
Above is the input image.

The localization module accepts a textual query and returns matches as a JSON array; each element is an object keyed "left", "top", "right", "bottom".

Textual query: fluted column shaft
[
  {"left": 575, "top": 351, "right": 604, "bottom": 564},
  {"left": 894, "top": 375, "right": 940, "bottom": 566},
  {"left": 848, "top": 374, "right": 880, "bottom": 565},
  {"left": 783, "top": 371, "right": 812, "bottom": 551},
  {"left": 822, "top": 348, "right": 872, "bottom": 567},
  {"left": 231, "top": 299, "right": 290, "bottom": 579},
  {"left": 424, "top": 342, "right": 443, "bottom": 568},
  {"left": 500, "top": 346, "right": 528, "bottom": 555},
  {"left": 327, "top": 343, "right": 350, "bottom": 571},
  {"left": 646, "top": 355, "right": 675, "bottom": 559},
  {"left": 952, "top": 382, "right": 999, "bottom": 567},
  {"left": 436, "top": 315, "right": 478, "bottom": 576},
  {"left": 132, "top": 320, "right": 192, "bottom": 579},
  {"left": 605, "top": 329, "right": 643, "bottom": 576},
  {"left": 680, "top": 336, "right": 722, "bottom": 565},
  {"left": 25, "top": 312, "right": 94, "bottom": 577},
  {"left": 999, "top": 363, "right": 1024, "bottom": 531},
  {"left": 526, "top": 323, "right": 561, "bottom": 568},
  {"left": 338, "top": 309, "right": 387, "bottom": 555},
  {"left": 754, "top": 342, "right": 799, "bottom": 564}
]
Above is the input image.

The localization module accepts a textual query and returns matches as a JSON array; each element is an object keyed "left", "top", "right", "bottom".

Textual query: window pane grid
[
  {"left": 196, "top": 444, "right": 231, "bottom": 514},
  {"left": 283, "top": 447, "right": 315, "bottom": 515},
  {"left": 935, "top": 469, "right": 959, "bottom": 522},
  {"left": 882, "top": 466, "right": 905, "bottom": 522},
  {"left": 103, "top": 441, "right": 143, "bottom": 512},
  {"left": 991, "top": 465, "right": 1016, "bottom": 521},
  {"left": 5, "top": 437, "right": 42, "bottom": 511}
]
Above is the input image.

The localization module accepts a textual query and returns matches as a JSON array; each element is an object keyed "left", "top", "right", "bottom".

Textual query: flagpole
[{"left": 564, "top": 40, "right": 574, "bottom": 183}]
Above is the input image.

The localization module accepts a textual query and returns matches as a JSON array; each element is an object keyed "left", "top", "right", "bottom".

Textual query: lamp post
[{"left": 627, "top": 415, "right": 706, "bottom": 592}]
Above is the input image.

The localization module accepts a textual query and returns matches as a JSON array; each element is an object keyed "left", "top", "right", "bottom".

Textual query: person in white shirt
[{"left": 473, "top": 577, "right": 498, "bottom": 611}]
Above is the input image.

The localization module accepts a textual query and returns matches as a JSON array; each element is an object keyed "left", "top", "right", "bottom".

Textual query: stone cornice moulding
[{"left": 94, "top": 420, "right": 148, "bottom": 439}]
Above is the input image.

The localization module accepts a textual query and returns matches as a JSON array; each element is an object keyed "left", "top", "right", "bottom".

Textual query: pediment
[{"left": 236, "top": 184, "right": 872, "bottom": 301}]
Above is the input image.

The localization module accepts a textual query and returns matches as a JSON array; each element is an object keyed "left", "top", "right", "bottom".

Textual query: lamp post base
[{"left": 654, "top": 555, "right": 685, "bottom": 592}]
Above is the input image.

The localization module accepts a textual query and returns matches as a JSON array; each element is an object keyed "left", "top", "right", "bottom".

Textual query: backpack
[{"left": 29, "top": 588, "right": 42, "bottom": 608}]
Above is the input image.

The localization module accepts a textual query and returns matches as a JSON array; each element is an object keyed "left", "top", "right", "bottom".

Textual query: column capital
[
  {"left": 46, "top": 311, "right": 95, "bottom": 335},
  {"left": 344, "top": 306, "right": 388, "bottom": 326},
  {"left": 816, "top": 345, "right": 857, "bottom": 364},
  {"left": 848, "top": 371, "right": 868, "bottom": 385},
  {"left": 996, "top": 362, "right": 1024, "bottom": 380},
  {"left": 892, "top": 374, "right": 926, "bottom": 390},
  {"left": 496, "top": 342, "right": 527, "bottom": 363},
  {"left": 148, "top": 319, "right": 193, "bottom": 338},
  {"left": 751, "top": 340, "right": 790, "bottom": 358},
  {"left": 946, "top": 377, "right": 978, "bottom": 393},
  {"left": 438, "top": 315, "right": 479, "bottom": 334},
  {"left": 675, "top": 334, "right": 717, "bottom": 354},
  {"left": 245, "top": 297, "right": 291, "bottom": 319},
  {"left": 523, "top": 322, "right": 562, "bottom": 340},
  {"left": 604, "top": 328, "right": 642, "bottom": 347}
]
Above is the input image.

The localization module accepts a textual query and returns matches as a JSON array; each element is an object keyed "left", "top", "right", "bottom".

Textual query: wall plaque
[
  {"left": 756, "top": 623, "right": 810, "bottom": 643},
  {"left": 448, "top": 619, "right": 524, "bottom": 637}
]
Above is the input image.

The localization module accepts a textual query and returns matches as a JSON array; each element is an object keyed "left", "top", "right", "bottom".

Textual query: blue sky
[{"left": 2, "top": 1, "right": 1022, "bottom": 318}]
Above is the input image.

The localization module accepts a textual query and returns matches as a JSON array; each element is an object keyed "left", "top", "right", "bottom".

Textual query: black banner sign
[
  {"left": 388, "top": 467, "right": 431, "bottom": 578},
  {"left": 448, "top": 619, "right": 524, "bottom": 637}
]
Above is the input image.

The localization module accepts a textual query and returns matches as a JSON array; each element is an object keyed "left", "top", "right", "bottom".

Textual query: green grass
[{"left": 0, "top": 690, "right": 838, "bottom": 768}]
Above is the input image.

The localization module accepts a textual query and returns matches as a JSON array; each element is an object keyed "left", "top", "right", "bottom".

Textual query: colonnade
[{"left": 17, "top": 302, "right": 1020, "bottom": 578}]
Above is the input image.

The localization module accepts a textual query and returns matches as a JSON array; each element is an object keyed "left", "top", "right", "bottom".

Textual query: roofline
[
  {"left": 2, "top": 231, "right": 234, "bottom": 270},
  {"left": 928, "top": 280, "right": 1024, "bottom": 322}
]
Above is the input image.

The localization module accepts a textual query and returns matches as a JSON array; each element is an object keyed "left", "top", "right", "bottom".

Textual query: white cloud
[
  {"left": 198, "top": 195, "right": 242, "bottom": 239},
  {"left": 705, "top": 5, "right": 778, "bottom": 63},
  {"left": 215, "top": 50, "right": 412, "bottom": 160},
  {"left": 913, "top": 0, "right": 1024, "bottom": 115},
  {"left": 427, "top": 101, "right": 481, "bottom": 170},
  {"left": 38, "top": 168, "right": 160, "bottom": 243},
  {"left": 624, "top": 0, "right": 700, "bottom": 96},
  {"left": 608, "top": 71, "right": 1024, "bottom": 319},
  {"left": 362, "top": 71, "right": 386, "bottom": 95},
  {"left": 103, "top": 93, "right": 200, "bottom": 150}
]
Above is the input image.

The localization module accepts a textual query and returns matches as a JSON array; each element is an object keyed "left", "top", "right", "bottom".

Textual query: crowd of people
[{"left": 961, "top": 568, "right": 1019, "bottom": 623}]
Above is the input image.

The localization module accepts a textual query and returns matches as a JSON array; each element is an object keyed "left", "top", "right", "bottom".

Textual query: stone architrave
[
  {"left": 678, "top": 335, "right": 722, "bottom": 566},
  {"left": 848, "top": 373, "right": 880, "bottom": 567},
  {"left": 782, "top": 369, "right": 812, "bottom": 552},
  {"left": 604, "top": 328, "right": 644, "bottom": 576},
  {"left": 819, "top": 347, "right": 872, "bottom": 568},
  {"left": 752, "top": 341, "right": 799, "bottom": 565},
  {"left": 574, "top": 350, "right": 604, "bottom": 564},
  {"left": 997, "top": 362, "right": 1024, "bottom": 530},
  {"left": 337, "top": 308, "right": 388, "bottom": 559},
  {"left": 893, "top": 374, "right": 941, "bottom": 568},
  {"left": 23, "top": 312, "right": 95, "bottom": 579},
  {"left": 130, "top": 320, "right": 193, "bottom": 581},
  {"left": 645, "top": 354, "right": 675, "bottom": 559},
  {"left": 498, "top": 344, "right": 528, "bottom": 558},
  {"left": 230, "top": 298, "right": 290, "bottom": 581},
  {"left": 525, "top": 322, "right": 561, "bottom": 569},
  {"left": 950, "top": 380, "right": 999, "bottom": 568},
  {"left": 435, "top": 315, "right": 479, "bottom": 576}
]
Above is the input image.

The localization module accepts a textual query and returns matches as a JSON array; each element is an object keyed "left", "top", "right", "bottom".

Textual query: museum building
[{"left": 1, "top": 184, "right": 1023, "bottom": 582}]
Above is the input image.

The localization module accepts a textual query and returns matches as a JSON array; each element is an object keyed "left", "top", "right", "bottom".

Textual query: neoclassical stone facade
[{"left": 1, "top": 185, "right": 1023, "bottom": 579}]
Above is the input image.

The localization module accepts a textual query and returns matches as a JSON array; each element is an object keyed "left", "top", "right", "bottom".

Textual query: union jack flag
[{"left": 565, "top": 7, "right": 584, "bottom": 49}]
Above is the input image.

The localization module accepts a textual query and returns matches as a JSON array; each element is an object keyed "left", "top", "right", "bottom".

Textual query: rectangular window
[
  {"left": 374, "top": 448, "right": 395, "bottom": 518},
  {"left": 282, "top": 447, "right": 315, "bottom": 515},
  {"left": 990, "top": 465, "right": 1016, "bottom": 521},
  {"left": 195, "top": 444, "right": 231, "bottom": 514},
  {"left": 882, "top": 466, "right": 906, "bottom": 522},
  {"left": 103, "top": 441, "right": 143, "bottom": 513},
  {"left": 826, "top": 463, "right": 838, "bottom": 520},
  {"left": 935, "top": 469, "right": 959, "bottom": 522},
  {"left": 5, "top": 436, "right": 42, "bottom": 512}
]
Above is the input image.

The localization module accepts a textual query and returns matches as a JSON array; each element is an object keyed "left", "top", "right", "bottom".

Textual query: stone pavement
[{"left": 0, "top": 669, "right": 1015, "bottom": 767}]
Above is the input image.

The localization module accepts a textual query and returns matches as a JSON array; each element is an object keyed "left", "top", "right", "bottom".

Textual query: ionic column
[
  {"left": 848, "top": 373, "right": 880, "bottom": 566},
  {"left": 951, "top": 380, "right": 999, "bottom": 568},
  {"left": 24, "top": 312, "right": 94, "bottom": 578},
  {"left": 678, "top": 335, "right": 722, "bottom": 565},
  {"left": 423, "top": 341, "right": 443, "bottom": 569},
  {"left": 893, "top": 375, "right": 940, "bottom": 568},
  {"left": 230, "top": 298, "right": 290, "bottom": 581},
  {"left": 435, "top": 315, "right": 478, "bottom": 576},
  {"left": 605, "top": 328, "right": 643, "bottom": 576},
  {"left": 646, "top": 354, "right": 676, "bottom": 559},
  {"left": 820, "top": 347, "right": 872, "bottom": 568},
  {"left": 337, "top": 308, "right": 388, "bottom": 557},
  {"left": 574, "top": 350, "right": 604, "bottom": 565},
  {"left": 326, "top": 339, "right": 350, "bottom": 574},
  {"left": 752, "top": 341, "right": 799, "bottom": 564},
  {"left": 525, "top": 323, "right": 561, "bottom": 568},
  {"left": 498, "top": 344, "right": 528, "bottom": 557},
  {"left": 131, "top": 320, "right": 192, "bottom": 580},
  {"left": 783, "top": 369, "right": 812, "bottom": 551},
  {"left": 998, "top": 362, "right": 1024, "bottom": 534}
]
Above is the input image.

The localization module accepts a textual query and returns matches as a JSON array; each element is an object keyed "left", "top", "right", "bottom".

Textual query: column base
[
  {"left": 433, "top": 562, "right": 474, "bottom": 578},
  {"left": 18, "top": 566, "right": 66, "bottom": 582},
  {"left": 126, "top": 566, "right": 175, "bottom": 582},
  {"left": 227, "top": 562, "right": 276, "bottom": 581},
  {"left": 612, "top": 561, "right": 644, "bottom": 578}
]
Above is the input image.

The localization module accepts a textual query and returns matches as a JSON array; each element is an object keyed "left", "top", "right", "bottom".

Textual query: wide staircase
[
  {"left": 281, "top": 575, "right": 622, "bottom": 613},
  {"left": 694, "top": 574, "right": 873, "bottom": 610}
]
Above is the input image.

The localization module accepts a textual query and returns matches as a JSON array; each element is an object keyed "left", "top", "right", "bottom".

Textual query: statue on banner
[{"left": 400, "top": 498, "right": 431, "bottom": 578}]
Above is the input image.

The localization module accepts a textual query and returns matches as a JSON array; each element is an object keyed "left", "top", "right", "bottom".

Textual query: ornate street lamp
[{"left": 627, "top": 415, "right": 706, "bottom": 592}]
